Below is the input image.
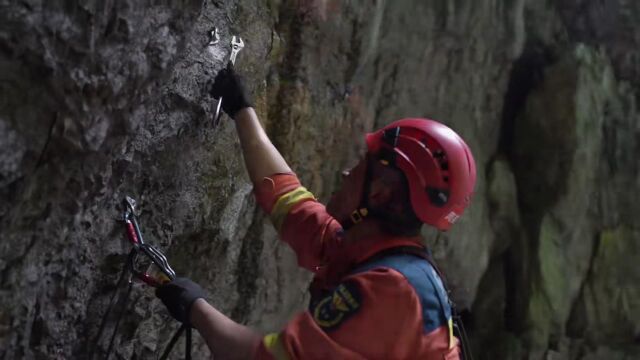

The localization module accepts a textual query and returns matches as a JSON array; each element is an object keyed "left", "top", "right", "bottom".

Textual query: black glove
[
  {"left": 209, "top": 63, "right": 253, "bottom": 119},
  {"left": 155, "top": 277, "right": 207, "bottom": 325}
]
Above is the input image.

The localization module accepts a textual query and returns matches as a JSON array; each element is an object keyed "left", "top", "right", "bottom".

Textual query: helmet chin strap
[
  {"left": 340, "top": 157, "right": 376, "bottom": 231},
  {"left": 341, "top": 207, "right": 370, "bottom": 230}
]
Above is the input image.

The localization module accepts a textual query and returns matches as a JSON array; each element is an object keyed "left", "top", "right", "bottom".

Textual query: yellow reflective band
[
  {"left": 270, "top": 187, "right": 316, "bottom": 232},
  {"left": 448, "top": 318, "right": 454, "bottom": 349},
  {"left": 263, "top": 333, "right": 290, "bottom": 360}
]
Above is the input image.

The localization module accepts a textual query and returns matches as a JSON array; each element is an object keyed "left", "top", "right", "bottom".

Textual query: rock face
[{"left": 0, "top": 0, "right": 638, "bottom": 359}]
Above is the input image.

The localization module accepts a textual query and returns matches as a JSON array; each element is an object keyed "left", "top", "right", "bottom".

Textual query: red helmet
[{"left": 365, "top": 118, "right": 477, "bottom": 231}]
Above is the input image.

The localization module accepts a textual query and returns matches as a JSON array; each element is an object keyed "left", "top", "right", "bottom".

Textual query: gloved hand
[
  {"left": 155, "top": 277, "right": 207, "bottom": 325},
  {"left": 209, "top": 63, "right": 253, "bottom": 119}
]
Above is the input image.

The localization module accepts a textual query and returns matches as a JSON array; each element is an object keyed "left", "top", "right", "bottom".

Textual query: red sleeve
[
  {"left": 253, "top": 173, "right": 303, "bottom": 213},
  {"left": 253, "top": 173, "right": 343, "bottom": 272},
  {"left": 278, "top": 201, "right": 343, "bottom": 271}
]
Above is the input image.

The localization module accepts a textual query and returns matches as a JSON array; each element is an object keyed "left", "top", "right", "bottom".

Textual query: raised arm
[
  {"left": 233, "top": 108, "right": 291, "bottom": 184},
  {"left": 209, "top": 65, "right": 291, "bottom": 184},
  {"left": 154, "top": 65, "right": 348, "bottom": 360},
  {"left": 210, "top": 65, "right": 343, "bottom": 272}
]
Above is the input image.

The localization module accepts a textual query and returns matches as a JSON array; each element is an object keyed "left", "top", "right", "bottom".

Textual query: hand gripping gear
[{"left": 91, "top": 197, "right": 191, "bottom": 360}]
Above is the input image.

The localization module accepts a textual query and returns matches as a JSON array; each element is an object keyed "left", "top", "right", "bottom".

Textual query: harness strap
[
  {"left": 356, "top": 245, "right": 448, "bottom": 284},
  {"left": 354, "top": 246, "right": 474, "bottom": 360}
]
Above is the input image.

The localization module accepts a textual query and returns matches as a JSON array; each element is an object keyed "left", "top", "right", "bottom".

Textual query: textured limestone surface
[{"left": 0, "top": 0, "right": 638, "bottom": 359}]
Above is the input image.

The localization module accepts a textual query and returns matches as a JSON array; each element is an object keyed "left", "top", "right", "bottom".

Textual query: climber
[{"left": 155, "top": 63, "right": 477, "bottom": 359}]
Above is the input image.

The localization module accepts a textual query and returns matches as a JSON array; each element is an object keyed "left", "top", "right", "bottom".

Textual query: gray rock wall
[{"left": 0, "top": 0, "right": 638, "bottom": 359}]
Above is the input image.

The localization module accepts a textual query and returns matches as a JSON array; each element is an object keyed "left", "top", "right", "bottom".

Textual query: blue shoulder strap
[{"left": 352, "top": 252, "right": 453, "bottom": 334}]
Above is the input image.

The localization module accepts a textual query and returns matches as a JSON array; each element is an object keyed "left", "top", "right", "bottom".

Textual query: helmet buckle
[{"left": 350, "top": 208, "right": 369, "bottom": 223}]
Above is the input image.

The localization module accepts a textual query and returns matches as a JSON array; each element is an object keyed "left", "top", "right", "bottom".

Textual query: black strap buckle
[{"left": 349, "top": 208, "right": 368, "bottom": 223}]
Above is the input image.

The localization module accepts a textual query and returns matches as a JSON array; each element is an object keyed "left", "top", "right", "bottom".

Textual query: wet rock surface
[{"left": 0, "top": 1, "right": 638, "bottom": 359}]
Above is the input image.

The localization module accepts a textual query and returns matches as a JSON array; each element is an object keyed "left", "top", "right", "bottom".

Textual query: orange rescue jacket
[{"left": 252, "top": 173, "right": 461, "bottom": 360}]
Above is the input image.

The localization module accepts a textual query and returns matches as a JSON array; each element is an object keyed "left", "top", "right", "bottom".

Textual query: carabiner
[{"left": 122, "top": 197, "right": 176, "bottom": 286}]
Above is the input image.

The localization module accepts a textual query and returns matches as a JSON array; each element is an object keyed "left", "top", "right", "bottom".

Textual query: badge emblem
[{"left": 312, "top": 282, "right": 361, "bottom": 330}]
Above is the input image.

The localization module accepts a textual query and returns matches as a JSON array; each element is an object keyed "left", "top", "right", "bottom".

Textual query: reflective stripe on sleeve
[
  {"left": 262, "top": 333, "right": 290, "bottom": 360},
  {"left": 270, "top": 187, "right": 315, "bottom": 232}
]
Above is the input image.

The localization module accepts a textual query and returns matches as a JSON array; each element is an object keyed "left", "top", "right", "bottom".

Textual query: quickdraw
[{"left": 90, "top": 196, "right": 191, "bottom": 360}]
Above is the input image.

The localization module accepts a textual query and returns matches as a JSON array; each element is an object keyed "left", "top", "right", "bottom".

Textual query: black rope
[
  {"left": 95, "top": 263, "right": 191, "bottom": 360},
  {"left": 159, "top": 325, "right": 186, "bottom": 360},
  {"left": 105, "top": 281, "right": 134, "bottom": 359},
  {"left": 89, "top": 251, "right": 134, "bottom": 360},
  {"left": 453, "top": 314, "right": 474, "bottom": 360},
  {"left": 186, "top": 327, "right": 192, "bottom": 360}
]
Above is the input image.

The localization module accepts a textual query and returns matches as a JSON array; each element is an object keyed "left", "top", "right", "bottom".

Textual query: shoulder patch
[{"left": 312, "top": 281, "right": 361, "bottom": 331}]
